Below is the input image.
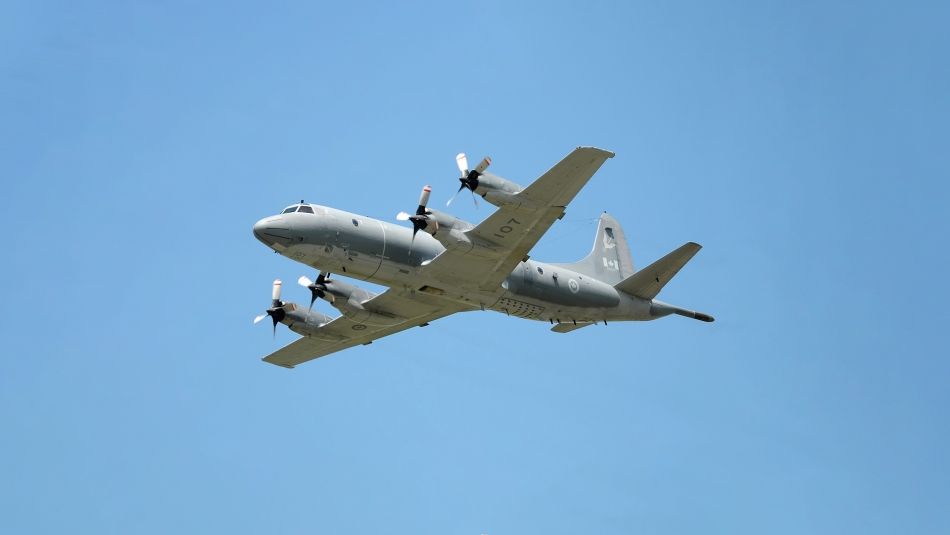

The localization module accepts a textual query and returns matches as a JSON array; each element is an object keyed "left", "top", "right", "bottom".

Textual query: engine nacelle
[
  {"left": 281, "top": 304, "right": 336, "bottom": 337},
  {"left": 425, "top": 208, "right": 473, "bottom": 233},
  {"left": 422, "top": 208, "right": 474, "bottom": 252},
  {"left": 317, "top": 278, "right": 402, "bottom": 326},
  {"left": 300, "top": 275, "right": 403, "bottom": 327},
  {"left": 473, "top": 172, "right": 524, "bottom": 207},
  {"left": 337, "top": 296, "right": 402, "bottom": 326}
]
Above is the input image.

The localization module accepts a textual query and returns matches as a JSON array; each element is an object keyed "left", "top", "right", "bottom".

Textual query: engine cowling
[
  {"left": 471, "top": 172, "right": 524, "bottom": 207},
  {"left": 421, "top": 208, "right": 474, "bottom": 252},
  {"left": 451, "top": 153, "right": 525, "bottom": 208},
  {"left": 299, "top": 274, "right": 401, "bottom": 326},
  {"left": 337, "top": 297, "right": 402, "bottom": 326},
  {"left": 284, "top": 305, "right": 336, "bottom": 337},
  {"left": 425, "top": 208, "right": 472, "bottom": 233}
]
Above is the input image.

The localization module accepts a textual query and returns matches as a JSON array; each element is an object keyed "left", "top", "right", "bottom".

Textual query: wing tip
[
  {"left": 262, "top": 357, "right": 295, "bottom": 369},
  {"left": 575, "top": 146, "right": 615, "bottom": 158}
]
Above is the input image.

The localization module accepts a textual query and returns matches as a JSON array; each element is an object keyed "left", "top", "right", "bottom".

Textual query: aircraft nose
[
  {"left": 252, "top": 216, "right": 293, "bottom": 247},
  {"left": 252, "top": 218, "right": 269, "bottom": 244}
]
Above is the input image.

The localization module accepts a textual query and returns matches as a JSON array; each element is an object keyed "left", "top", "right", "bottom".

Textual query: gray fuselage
[{"left": 253, "top": 205, "right": 655, "bottom": 324}]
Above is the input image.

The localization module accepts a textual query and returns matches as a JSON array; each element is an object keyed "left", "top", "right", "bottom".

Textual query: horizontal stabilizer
[{"left": 615, "top": 242, "right": 701, "bottom": 300}]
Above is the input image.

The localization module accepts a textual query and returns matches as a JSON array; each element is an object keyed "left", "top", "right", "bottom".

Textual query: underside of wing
[{"left": 262, "top": 290, "right": 471, "bottom": 368}]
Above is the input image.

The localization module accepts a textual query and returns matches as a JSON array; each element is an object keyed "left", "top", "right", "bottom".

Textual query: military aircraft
[{"left": 252, "top": 147, "right": 713, "bottom": 368}]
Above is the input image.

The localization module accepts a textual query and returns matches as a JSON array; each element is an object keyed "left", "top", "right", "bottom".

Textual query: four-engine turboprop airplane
[{"left": 252, "top": 147, "right": 713, "bottom": 368}]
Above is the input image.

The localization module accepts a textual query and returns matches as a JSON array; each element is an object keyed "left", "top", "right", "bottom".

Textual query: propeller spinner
[
  {"left": 396, "top": 185, "right": 437, "bottom": 252},
  {"left": 447, "top": 152, "right": 491, "bottom": 207},
  {"left": 298, "top": 271, "right": 335, "bottom": 310}
]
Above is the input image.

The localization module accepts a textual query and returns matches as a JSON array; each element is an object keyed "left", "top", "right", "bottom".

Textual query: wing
[
  {"left": 262, "top": 289, "right": 471, "bottom": 368},
  {"left": 425, "top": 147, "right": 614, "bottom": 291}
]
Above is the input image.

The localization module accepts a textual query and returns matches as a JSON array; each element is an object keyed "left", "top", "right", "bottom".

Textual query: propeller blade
[
  {"left": 300, "top": 272, "right": 335, "bottom": 311},
  {"left": 256, "top": 280, "right": 289, "bottom": 337},
  {"left": 409, "top": 227, "right": 419, "bottom": 255},
  {"left": 306, "top": 286, "right": 334, "bottom": 310},
  {"left": 268, "top": 307, "right": 287, "bottom": 337},
  {"left": 396, "top": 211, "right": 411, "bottom": 221},
  {"left": 471, "top": 190, "right": 479, "bottom": 209},
  {"left": 456, "top": 153, "right": 469, "bottom": 177},
  {"left": 474, "top": 156, "right": 491, "bottom": 174},
  {"left": 446, "top": 184, "right": 465, "bottom": 207},
  {"left": 417, "top": 185, "right": 431, "bottom": 211}
]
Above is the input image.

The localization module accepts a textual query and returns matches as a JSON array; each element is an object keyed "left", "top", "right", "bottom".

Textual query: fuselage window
[
  {"left": 351, "top": 218, "right": 359, "bottom": 226},
  {"left": 298, "top": 205, "right": 314, "bottom": 214},
  {"left": 281, "top": 206, "right": 298, "bottom": 214}
]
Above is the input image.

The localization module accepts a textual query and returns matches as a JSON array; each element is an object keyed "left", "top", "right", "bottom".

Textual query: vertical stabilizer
[{"left": 552, "top": 212, "right": 634, "bottom": 285}]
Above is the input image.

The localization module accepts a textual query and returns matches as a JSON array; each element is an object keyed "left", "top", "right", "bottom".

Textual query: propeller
[
  {"left": 253, "top": 279, "right": 286, "bottom": 338},
  {"left": 396, "top": 185, "right": 436, "bottom": 253},
  {"left": 447, "top": 152, "right": 491, "bottom": 207},
  {"left": 298, "top": 271, "right": 335, "bottom": 310}
]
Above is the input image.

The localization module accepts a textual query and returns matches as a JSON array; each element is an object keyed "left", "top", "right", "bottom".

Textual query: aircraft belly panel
[{"left": 493, "top": 296, "right": 546, "bottom": 319}]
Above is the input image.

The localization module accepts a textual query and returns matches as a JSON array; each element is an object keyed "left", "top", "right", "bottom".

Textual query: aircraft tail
[
  {"left": 615, "top": 242, "right": 700, "bottom": 299},
  {"left": 615, "top": 242, "right": 714, "bottom": 322},
  {"left": 552, "top": 212, "right": 634, "bottom": 285}
]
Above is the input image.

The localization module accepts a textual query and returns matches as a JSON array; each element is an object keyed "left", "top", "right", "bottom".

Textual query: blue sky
[{"left": 2, "top": 1, "right": 948, "bottom": 533}]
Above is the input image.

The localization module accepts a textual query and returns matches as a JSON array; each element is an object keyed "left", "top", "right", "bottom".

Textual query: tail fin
[
  {"left": 615, "top": 242, "right": 701, "bottom": 300},
  {"left": 552, "top": 212, "right": 634, "bottom": 285}
]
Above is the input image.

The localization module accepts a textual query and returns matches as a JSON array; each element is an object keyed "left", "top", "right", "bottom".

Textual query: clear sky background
[{"left": 2, "top": 1, "right": 948, "bottom": 533}]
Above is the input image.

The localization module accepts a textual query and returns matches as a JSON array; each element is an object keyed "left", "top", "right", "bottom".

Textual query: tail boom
[
  {"left": 649, "top": 300, "right": 715, "bottom": 322},
  {"left": 616, "top": 242, "right": 715, "bottom": 323}
]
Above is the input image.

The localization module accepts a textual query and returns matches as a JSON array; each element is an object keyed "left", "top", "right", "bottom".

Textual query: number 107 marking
[{"left": 493, "top": 218, "right": 521, "bottom": 239}]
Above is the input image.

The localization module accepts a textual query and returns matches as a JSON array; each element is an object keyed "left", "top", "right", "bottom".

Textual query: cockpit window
[{"left": 280, "top": 204, "right": 315, "bottom": 214}]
